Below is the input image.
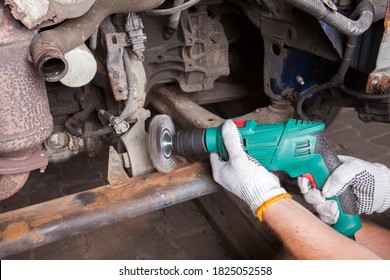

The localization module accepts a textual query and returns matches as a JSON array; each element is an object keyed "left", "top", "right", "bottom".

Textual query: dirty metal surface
[
  {"left": 105, "top": 32, "right": 130, "bottom": 101},
  {"left": 119, "top": 111, "right": 155, "bottom": 177},
  {"left": 0, "top": 2, "right": 36, "bottom": 44},
  {"left": 0, "top": 148, "right": 48, "bottom": 175},
  {"left": 150, "top": 85, "right": 294, "bottom": 129},
  {"left": 0, "top": 173, "right": 30, "bottom": 202},
  {"left": 0, "top": 2, "right": 53, "bottom": 201},
  {"left": 367, "top": 74, "right": 390, "bottom": 93},
  {"left": 0, "top": 161, "right": 221, "bottom": 258},
  {"left": 143, "top": 4, "right": 229, "bottom": 93},
  {"left": 5, "top": 0, "right": 96, "bottom": 29},
  {"left": 150, "top": 85, "right": 225, "bottom": 129},
  {"left": 0, "top": 40, "right": 53, "bottom": 154}
]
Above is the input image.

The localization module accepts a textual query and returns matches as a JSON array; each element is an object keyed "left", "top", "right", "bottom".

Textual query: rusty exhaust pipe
[{"left": 31, "top": 0, "right": 165, "bottom": 82}]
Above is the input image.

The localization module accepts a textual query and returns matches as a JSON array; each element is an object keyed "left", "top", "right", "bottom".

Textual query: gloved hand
[
  {"left": 297, "top": 176, "right": 339, "bottom": 224},
  {"left": 210, "top": 120, "right": 286, "bottom": 215},
  {"left": 298, "top": 155, "right": 390, "bottom": 224},
  {"left": 323, "top": 156, "right": 390, "bottom": 214}
]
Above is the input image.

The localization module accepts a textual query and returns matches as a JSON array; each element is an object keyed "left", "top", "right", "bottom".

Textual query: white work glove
[
  {"left": 298, "top": 155, "right": 390, "bottom": 224},
  {"left": 297, "top": 177, "right": 339, "bottom": 224},
  {"left": 323, "top": 156, "right": 390, "bottom": 214},
  {"left": 210, "top": 120, "right": 286, "bottom": 214}
]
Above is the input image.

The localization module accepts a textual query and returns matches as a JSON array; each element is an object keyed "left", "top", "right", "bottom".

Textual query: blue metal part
[
  {"left": 351, "top": 20, "right": 384, "bottom": 74},
  {"left": 316, "top": 0, "right": 382, "bottom": 74},
  {"left": 319, "top": 21, "right": 345, "bottom": 58},
  {"left": 270, "top": 48, "right": 336, "bottom": 98},
  {"left": 318, "top": 0, "right": 352, "bottom": 58}
]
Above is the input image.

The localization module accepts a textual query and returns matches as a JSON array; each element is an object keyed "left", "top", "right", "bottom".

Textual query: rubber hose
[
  {"left": 296, "top": 82, "right": 333, "bottom": 120},
  {"left": 334, "top": 36, "right": 357, "bottom": 82},
  {"left": 297, "top": 36, "right": 357, "bottom": 120}
]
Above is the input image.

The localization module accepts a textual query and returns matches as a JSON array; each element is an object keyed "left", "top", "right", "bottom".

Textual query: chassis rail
[{"left": 0, "top": 160, "right": 219, "bottom": 258}]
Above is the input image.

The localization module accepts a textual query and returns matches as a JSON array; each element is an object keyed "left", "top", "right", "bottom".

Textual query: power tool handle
[{"left": 315, "top": 133, "right": 362, "bottom": 236}]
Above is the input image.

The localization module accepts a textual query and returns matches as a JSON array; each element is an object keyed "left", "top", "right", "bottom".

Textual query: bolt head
[
  {"left": 47, "top": 132, "right": 69, "bottom": 149},
  {"left": 296, "top": 76, "right": 305, "bottom": 86}
]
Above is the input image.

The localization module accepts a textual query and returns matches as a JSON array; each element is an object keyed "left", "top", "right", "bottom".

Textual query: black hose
[
  {"left": 296, "top": 36, "right": 357, "bottom": 120},
  {"left": 296, "top": 82, "right": 334, "bottom": 120},
  {"left": 286, "top": 0, "right": 374, "bottom": 36},
  {"left": 335, "top": 37, "right": 357, "bottom": 81},
  {"left": 82, "top": 125, "right": 113, "bottom": 138}
]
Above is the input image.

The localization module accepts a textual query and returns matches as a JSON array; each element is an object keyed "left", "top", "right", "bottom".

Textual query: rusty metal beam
[
  {"left": 150, "top": 85, "right": 224, "bottom": 129},
  {"left": 0, "top": 161, "right": 220, "bottom": 258},
  {"left": 150, "top": 85, "right": 294, "bottom": 130}
]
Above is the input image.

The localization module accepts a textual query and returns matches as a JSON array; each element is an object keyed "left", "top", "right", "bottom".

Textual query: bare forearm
[
  {"left": 355, "top": 219, "right": 390, "bottom": 259},
  {"left": 263, "top": 198, "right": 382, "bottom": 259}
]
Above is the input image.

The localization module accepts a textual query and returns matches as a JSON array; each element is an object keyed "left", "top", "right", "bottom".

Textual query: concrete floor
[{"left": 1, "top": 108, "right": 390, "bottom": 259}]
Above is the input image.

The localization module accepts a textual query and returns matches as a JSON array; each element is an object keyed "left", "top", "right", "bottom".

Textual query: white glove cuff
[{"left": 246, "top": 187, "right": 287, "bottom": 214}]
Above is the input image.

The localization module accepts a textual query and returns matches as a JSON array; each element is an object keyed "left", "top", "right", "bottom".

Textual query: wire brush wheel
[{"left": 148, "top": 114, "right": 177, "bottom": 173}]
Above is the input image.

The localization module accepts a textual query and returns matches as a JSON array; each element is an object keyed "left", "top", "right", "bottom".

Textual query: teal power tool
[{"left": 148, "top": 115, "right": 362, "bottom": 237}]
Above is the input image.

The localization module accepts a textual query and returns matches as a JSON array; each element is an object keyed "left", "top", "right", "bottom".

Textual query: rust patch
[
  {"left": 2, "top": 221, "right": 29, "bottom": 241},
  {"left": 107, "top": 146, "right": 130, "bottom": 187},
  {"left": 385, "top": 0, "right": 390, "bottom": 33},
  {"left": 76, "top": 191, "right": 107, "bottom": 209},
  {"left": 85, "top": 193, "right": 107, "bottom": 209},
  {"left": 76, "top": 192, "right": 96, "bottom": 206},
  {"left": 30, "top": 214, "right": 63, "bottom": 227},
  {"left": 75, "top": 165, "right": 202, "bottom": 208},
  {"left": 104, "top": 162, "right": 204, "bottom": 202},
  {"left": 367, "top": 74, "right": 390, "bottom": 93}
]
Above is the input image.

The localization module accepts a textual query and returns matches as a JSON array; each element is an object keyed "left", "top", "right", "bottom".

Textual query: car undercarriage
[{"left": 0, "top": 0, "right": 389, "bottom": 258}]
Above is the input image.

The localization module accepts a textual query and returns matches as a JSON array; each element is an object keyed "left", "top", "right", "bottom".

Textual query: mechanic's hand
[
  {"left": 210, "top": 120, "right": 286, "bottom": 214},
  {"left": 298, "top": 155, "right": 390, "bottom": 224},
  {"left": 297, "top": 176, "right": 339, "bottom": 224},
  {"left": 323, "top": 156, "right": 390, "bottom": 215}
]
